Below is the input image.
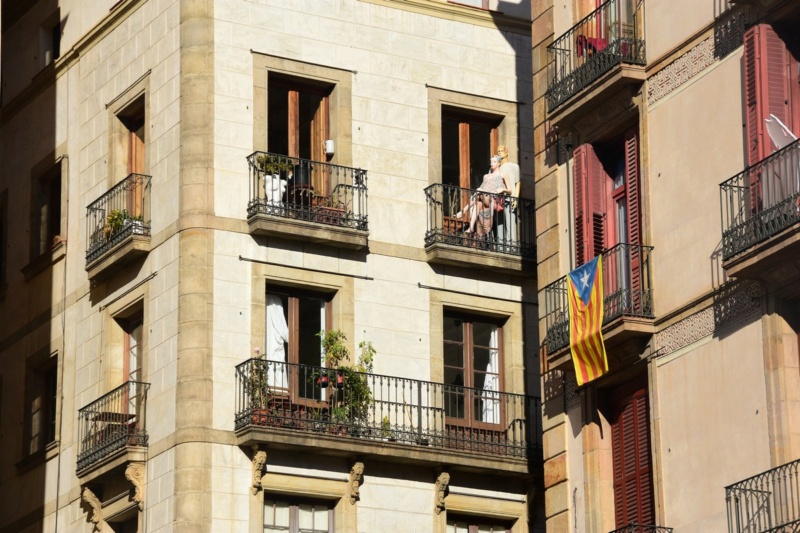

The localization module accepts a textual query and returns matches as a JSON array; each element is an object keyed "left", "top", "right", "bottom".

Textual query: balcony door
[
  {"left": 443, "top": 314, "right": 503, "bottom": 427},
  {"left": 441, "top": 109, "right": 501, "bottom": 218},
  {"left": 266, "top": 289, "right": 331, "bottom": 403},
  {"left": 610, "top": 377, "right": 654, "bottom": 529},
  {"left": 268, "top": 75, "right": 332, "bottom": 195},
  {"left": 573, "top": 129, "right": 641, "bottom": 314}
]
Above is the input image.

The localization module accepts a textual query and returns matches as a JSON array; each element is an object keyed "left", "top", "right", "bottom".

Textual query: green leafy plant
[
  {"left": 248, "top": 347, "right": 270, "bottom": 409},
  {"left": 381, "top": 415, "right": 391, "bottom": 438},
  {"left": 103, "top": 209, "right": 143, "bottom": 240},
  {"left": 316, "top": 331, "right": 376, "bottom": 430},
  {"left": 257, "top": 154, "right": 293, "bottom": 175}
]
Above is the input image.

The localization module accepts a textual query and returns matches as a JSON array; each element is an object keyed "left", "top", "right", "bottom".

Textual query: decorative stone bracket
[
  {"left": 252, "top": 447, "right": 268, "bottom": 495},
  {"left": 434, "top": 472, "right": 450, "bottom": 515},
  {"left": 349, "top": 462, "right": 365, "bottom": 505},
  {"left": 125, "top": 462, "right": 146, "bottom": 511},
  {"left": 82, "top": 487, "right": 107, "bottom": 532}
]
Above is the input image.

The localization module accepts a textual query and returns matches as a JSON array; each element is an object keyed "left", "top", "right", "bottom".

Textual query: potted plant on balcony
[
  {"left": 316, "top": 330, "right": 376, "bottom": 436},
  {"left": 257, "top": 154, "right": 292, "bottom": 205},
  {"left": 248, "top": 347, "right": 271, "bottom": 425},
  {"left": 103, "top": 209, "right": 144, "bottom": 241}
]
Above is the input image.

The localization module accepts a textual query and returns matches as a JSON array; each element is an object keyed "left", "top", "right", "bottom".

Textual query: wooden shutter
[
  {"left": 744, "top": 24, "right": 793, "bottom": 166},
  {"left": 624, "top": 129, "right": 642, "bottom": 311},
  {"left": 612, "top": 385, "right": 654, "bottom": 528},
  {"left": 573, "top": 144, "right": 607, "bottom": 266}
]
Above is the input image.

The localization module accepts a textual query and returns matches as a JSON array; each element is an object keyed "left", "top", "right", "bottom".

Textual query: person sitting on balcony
[{"left": 454, "top": 155, "right": 513, "bottom": 237}]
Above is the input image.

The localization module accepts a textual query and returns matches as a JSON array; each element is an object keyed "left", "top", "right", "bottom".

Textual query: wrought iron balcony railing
[
  {"left": 609, "top": 526, "right": 673, "bottom": 533},
  {"left": 76, "top": 381, "right": 150, "bottom": 472},
  {"left": 235, "top": 358, "right": 540, "bottom": 459},
  {"left": 86, "top": 173, "right": 151, "bottom": 264},
  {"left": 726, "top": 458, "right": 800, "bottom": 533},
  {"left": 543, "top": 243, "right": 654, "bottom": 353},
  {"left": 546, "top": 0, "right": 646, "bottom": 112},
  {"left": 246, "top": 151, "right": 368, "bottom": 231},
  {"left": 424, "top": 183, "right": 535, "bottom": 258},
  {"left": 720, "top": 139, "right": 800, "bottom": 261}
]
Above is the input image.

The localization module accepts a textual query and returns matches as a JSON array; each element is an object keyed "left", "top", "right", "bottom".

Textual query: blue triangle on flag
[{"left": 568, "top": 256, "right": 599, "bottom": 306}]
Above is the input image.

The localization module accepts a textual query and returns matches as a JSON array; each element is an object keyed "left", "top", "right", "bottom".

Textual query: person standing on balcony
[{"left": 496, "top": 145, "right": 520, "bottom": 246}]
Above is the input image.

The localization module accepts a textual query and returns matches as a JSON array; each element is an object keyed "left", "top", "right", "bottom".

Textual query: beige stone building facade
[
  {"left": 0, "top": 1, "right": 544, "bottom": 532},
  {"left": 534, "top": 0, "right": 800, "bottom": 532}
]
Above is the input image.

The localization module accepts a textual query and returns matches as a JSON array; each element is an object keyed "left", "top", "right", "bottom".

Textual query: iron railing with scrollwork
[
  {"left": 235, "top": 358, "right": 541, "bottom": 459},
  {"left": 247, "top": 151, "right": 368, "bottom": 231},
  {"left": 543, "top": 243, "right": 654, "bottom": 353},
  {"left": 76, "top": 381, "right": 150, "bottom": 472},
  {"left": 546, "top": 0, "right": 646, "bottom": 112},
  {"left": 720, "top": 139, "right": 800, "bottom": 260},
  {"left": 423, "top": 183, "right": 535, "bottom": 258},
  {"left": 726, "top": 458, "right": 800, "bottom": 533},
  {"left": 85, "top": 173, "right": 151, "bottom": 264},
  {"left": 609, "top": 525, "right": 673, "bottom": 533}
]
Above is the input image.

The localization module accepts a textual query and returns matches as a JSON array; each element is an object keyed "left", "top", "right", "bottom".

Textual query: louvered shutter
[
  {"left": 573, "top": 144, "right": 607, "bottom": 266},
  {"left": 624, "top": 129, "right": 642, "bottom": 313},
  {"left": 612, "top": 386, "right": 654, "bottom": 528},
  {"left": 744, "top": 25, "right": 793, "bottom": 210}
]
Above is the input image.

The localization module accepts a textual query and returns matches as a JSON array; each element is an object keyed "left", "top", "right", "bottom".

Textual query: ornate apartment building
[
  {"left": 0, "top": 1, "right": 544, "bottom": 532},
  {"left": 534, "top": 0, "right": 800, "bottom": 532}
]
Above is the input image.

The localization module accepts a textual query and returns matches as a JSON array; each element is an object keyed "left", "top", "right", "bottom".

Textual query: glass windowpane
[
  {"left": 443, "top": 317, "right": 463, "bottom": 342},
  {"left": 444, "top": 342, "right": 463, "bottom": 368},
  {"left": 472, "top": 321, "right": 495, "bottom": 348}
]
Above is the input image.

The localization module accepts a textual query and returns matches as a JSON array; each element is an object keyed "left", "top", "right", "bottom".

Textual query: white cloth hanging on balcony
[
  {"left": 764, "top": 114, "right": 800, "bottom": 210},
  {"left": 266, "top": 295, "right": 289, "bottom": 390},
  {"left": 481, "top": 328, "right": 500, "bottom": 424},
  {"left": 766, "top": 114, "right": 797, "bottom": 151}
]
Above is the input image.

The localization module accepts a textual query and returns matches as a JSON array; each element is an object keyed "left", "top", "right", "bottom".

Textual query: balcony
[
  {"left": 720, "top": 140, "right": 800, "bottom": 292},
  {"left": 546, "top": 0, "right": 646, "bottom": 126},
  {"left": 234, "top": 358, "right": 540, "bottom": 475},
  {"left": 726, "top": 458, "right": 800, "bottom": 533},
  {"left": 76, "top": 381, "right": 150, "bottom": 477},
  {"left": 609, "top": 526, "right": 673, "bottom": 533},
  {"left": 424, "top": 183, "right": 536, "bottom": 275},
  {"left": 246, "top": 151, "right": 368, "bottom": 250},
  {"left": 85, "top": 173, "right": 151, "bottom": 280},
  {"left": 543, "top": 243, "right": 654, "bottom": 368}
]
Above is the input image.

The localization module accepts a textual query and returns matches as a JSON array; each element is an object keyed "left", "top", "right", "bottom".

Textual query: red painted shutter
[
  {"left": 744, "top": 24, "right": 794, "bottom": 212},
  {"left": 612, "top": 386, "right": 654, "bottom": 528},
  {"left": 624, "top": 129, "right": 642, "bottom": 312},
  {"left": 573, "top": 144, "right": 607, "bottom": 266},
  {"left": 574, "top": 145, "right": 588, "bottom": 266}
]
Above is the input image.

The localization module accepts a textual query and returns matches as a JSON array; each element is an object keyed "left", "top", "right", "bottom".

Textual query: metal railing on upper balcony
[
  {"left": 726, "top": 458, "right": 800, "bottom": 533},
  {"left": 424, "top": 183, "right": 535, "bottom": 258},
  {"left": 609, "top": 526, "right": 673, "bottom": 533},
  {"left": 720, "top": 139, "right": 800, "bottom": 261},
  {"left": 86, "top": 173, "right": 151, "bottom": 264},
  {"left": 543, "top": 243, "right": 654, "bottom": 353},
  {"left": 546, "top": 0, "right": 646, "bottom": 112},
  {"left": 76, "top": 381, "right": 150, "bottom": 472},
  {"left": 246, "top": 151, "right": 368, "bottom": 231},
  {"left": 235, "top": 358, "right": 540, "bottom": 459}
]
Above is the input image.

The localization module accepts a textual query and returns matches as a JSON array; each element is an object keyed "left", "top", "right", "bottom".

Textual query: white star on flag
[{"left": 580, "top": 269, "right": 591, "bottom": 289}]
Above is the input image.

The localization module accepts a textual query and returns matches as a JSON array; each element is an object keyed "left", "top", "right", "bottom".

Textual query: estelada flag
[{"left": 567, "top": 256, "right": 608, "bottom": 386}]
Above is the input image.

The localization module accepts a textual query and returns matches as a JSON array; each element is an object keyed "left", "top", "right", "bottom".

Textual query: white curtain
[
  {"left": 481, "top": 327, "right": 500, "bottom": 424},
  {"left": 319, "top": 302, "right": 327, "bottom": 401},
  {"left": 266, "top": 295, "right": 289, "bottom": 390}
]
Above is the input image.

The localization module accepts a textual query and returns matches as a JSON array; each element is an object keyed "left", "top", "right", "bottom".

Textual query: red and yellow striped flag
[{"left": 567, "top": 256, "right": 608, "bottom": 386}]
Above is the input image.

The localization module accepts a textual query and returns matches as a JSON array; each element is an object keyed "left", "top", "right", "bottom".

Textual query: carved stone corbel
[
  {"left": 434, "top": 472, "right": 450, "bottom": 515},
  {"left": 125, "top": 462, "right": 146, "bottom": 511},
  {"left": 252, "top": 447, "right": 268, "bottom": 495},
  {"left": 82, "top": 487, "right": 107, "bottom": 532},
  {"left": 349, "top": 462, "right": 365, "bottom": 505}
]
